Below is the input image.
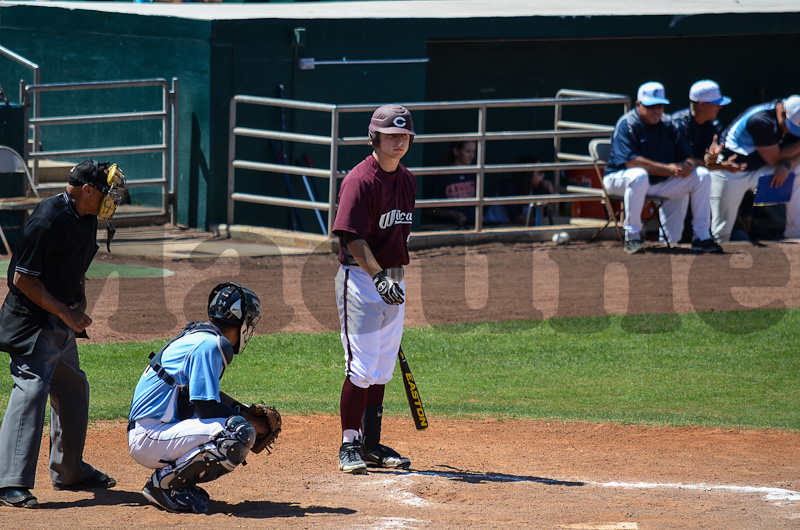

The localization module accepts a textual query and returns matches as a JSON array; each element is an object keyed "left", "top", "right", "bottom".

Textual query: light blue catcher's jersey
[{"left": 129, "top": 330, "right": 231, "bottom": 424}]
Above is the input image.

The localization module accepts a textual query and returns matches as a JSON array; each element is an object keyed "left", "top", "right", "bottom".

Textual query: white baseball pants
[
  {"left": 602, "top": 166, "right": 713, "bottom": 243},
  {"left": 128, "top": 417, "right": 226, "bottom": 469},
  {"left": 335, "top": 265, "right": 405, "bottom": 389},
  {"left": 711, "top": 163, "right": 800, "bottom": 242}
]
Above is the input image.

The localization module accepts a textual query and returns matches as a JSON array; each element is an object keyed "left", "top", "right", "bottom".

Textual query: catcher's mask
[
  {"left": 208, "top": 282, "right": 261, "bottom": 354},
  {"left": 69, "top": 160, "right": 127, "bottom": 220}
]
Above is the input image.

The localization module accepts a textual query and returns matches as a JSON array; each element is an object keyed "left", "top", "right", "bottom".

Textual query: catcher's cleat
[
  {"left": 362, "top": 444, "right": 411, "bottom": 469},
  {"left": 142, "top": 474, "right": 208, "bottom": 514},
  {"left": 189, "top": 485, "right": 210, "bottom": 503},
  {"left": 338, "top": 442, "right": 367, "bottom": 474}
]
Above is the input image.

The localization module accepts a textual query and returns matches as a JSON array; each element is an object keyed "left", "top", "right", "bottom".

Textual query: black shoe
[
  {"left": 189, "top": 485, "right": 210, "bottom": 503},
  {"left": 338, "top": 442, "right": 367, "bottom": 474},
  {"left": 691, "top": 238, "right": 723, "bottom": 253},
  {"left": 0, "top": 487, "right": 38, "bottom": 508},
  {"left": 623, "top": 239, "right": 644, "bottom": 255},
  {"left": 53, "top": 468, "right": 116, "bottom": 491},
  {"left": 363, "top": 444, "right": 411, "bottom": 469},
  {"left": 141, "top": 474, "right": 208, "bottom": 514}
]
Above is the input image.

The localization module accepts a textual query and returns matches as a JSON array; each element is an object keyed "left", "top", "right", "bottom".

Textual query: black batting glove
[{"left": 372, "top": 270, "right": 405, "bottom": 305}]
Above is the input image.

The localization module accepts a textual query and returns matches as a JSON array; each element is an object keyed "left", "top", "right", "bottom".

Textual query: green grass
[{"left": 1, "top": 308, "right": 798, "bottom": 430}]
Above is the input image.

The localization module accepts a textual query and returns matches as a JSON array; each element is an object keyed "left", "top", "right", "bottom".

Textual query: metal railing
[
  {"left": 0, "top": 43, "right": 40, "bottom": 109},
  {"left": 228, "top": 90, "right": 630, "bottom": 234},
  {"left": 22, "top": 78, "right": 179, "bottom": 224}
]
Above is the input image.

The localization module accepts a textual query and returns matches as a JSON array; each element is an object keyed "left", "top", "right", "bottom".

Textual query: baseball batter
[
  {"left": 0, "top": 160, "right": 125, "bottom": 508},
  {"left": 127, "top": 282, "right": 273, "bottom": 514},
  {"left": 333, "top": 104, "right": 416, "bottom": 474}
]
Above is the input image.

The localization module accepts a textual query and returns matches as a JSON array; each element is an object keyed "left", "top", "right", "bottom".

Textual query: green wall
[{"left": 1, "top": 4, "right": 798, "bottom": 230}]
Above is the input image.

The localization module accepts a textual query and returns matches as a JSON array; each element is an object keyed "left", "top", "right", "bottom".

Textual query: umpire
[{"left": 0, "top": 160, "right": 125, "bottom": 508}]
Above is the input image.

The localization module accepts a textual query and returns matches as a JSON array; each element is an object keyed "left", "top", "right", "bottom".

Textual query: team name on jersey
[{"left": 379, "top": 209, "right": 413, "bottom": 229}]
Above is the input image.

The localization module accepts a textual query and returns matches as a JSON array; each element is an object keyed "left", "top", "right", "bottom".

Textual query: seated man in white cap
[
  {"left": 710, "top": 95, "right": 800, "bottom": 242},
  {"left": 668, "top": 80, "right": 747, "bottom": 243},
  {"left": 604, "top": 81, "right": 720, "bottom": 254}
]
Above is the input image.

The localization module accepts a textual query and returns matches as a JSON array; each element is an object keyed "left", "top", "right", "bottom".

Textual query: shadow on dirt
[
  {"left": 37, "top": 489, "right": 356, "bottom": 518},
  {"left": 395, "top": 465, "right": 585, "bottom": 486},
  {"left": 211, "top": 499, "right": 356, "bottom": 518},
  {"left": 35, "top": 489, "right": 148, "bottom": 509}
]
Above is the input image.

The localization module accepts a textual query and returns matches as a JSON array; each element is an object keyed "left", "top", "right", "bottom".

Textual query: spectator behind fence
[
  {"left": 710, "top": 95, "right": 800, "bottom": 242},
  {"left": 604, "top": 81, "right": 721, "bottom": 255},
  {"left": 668, "top": 80, "right": 746, "bottom": 242},
  {"left": 429, "top": 141, "right": 478, "bottom": 228},
  {"left": 485, "top": 156, "right": 554, "bottom": 225}
]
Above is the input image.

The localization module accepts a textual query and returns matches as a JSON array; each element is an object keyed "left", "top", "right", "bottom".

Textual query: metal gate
[{"left": 21, "top": 78, "right": 179, "bottom": 225}]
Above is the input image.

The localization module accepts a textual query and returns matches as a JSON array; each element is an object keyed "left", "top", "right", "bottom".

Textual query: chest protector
[{"left": 147, "top": 321, "right": 234, "bottom": 420}]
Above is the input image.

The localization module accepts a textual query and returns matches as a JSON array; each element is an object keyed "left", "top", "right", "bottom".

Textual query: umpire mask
[{"left": 97, "top": 163, "right": 127, "bottom": 220}]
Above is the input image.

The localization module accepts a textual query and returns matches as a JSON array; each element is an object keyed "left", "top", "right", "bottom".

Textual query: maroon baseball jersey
[{"left": 333, "top": 155, "right": 416, "bottom": 268}]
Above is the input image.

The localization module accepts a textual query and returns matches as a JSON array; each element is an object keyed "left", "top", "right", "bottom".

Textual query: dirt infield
[{"left": 2, "top": 239, "right": 800, "bottom": 528}]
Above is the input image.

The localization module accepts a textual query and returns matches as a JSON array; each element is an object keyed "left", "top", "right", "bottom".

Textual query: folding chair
[
  {"left": 0, "top": 145, "right": 42, "bottom": 254},
  {"left": 587, "top": 138, "right": 669, "bottom": 248}
]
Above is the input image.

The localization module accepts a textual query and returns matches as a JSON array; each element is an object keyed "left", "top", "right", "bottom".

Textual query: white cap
[
  {"left": 689, "top": 80, "right": 731, "bottom": 106},
  {"left": 637, "top": 82, "right": 670, "bottom": 106},
  {"left": 784, "top": 95, "right": 800, "bottom": 137}
]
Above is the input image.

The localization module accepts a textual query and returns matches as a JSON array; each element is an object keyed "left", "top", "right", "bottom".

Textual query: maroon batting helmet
[{"left": 368, "top": 104, "right": 415, "bottom": 144}]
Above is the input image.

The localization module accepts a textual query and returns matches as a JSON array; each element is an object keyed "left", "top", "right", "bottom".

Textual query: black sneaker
[
  {"left": 0, "top": 487, "right": 38, "bottom": 508},
  {"left": 691, "top": 238, "right": 723, "bottom": 253},
  {"left": 363, "top": 444, "right": 411, "bottom": 469},
  {"left": 623, "top": 239, "right": 644, "bottom": 255},
  {"left": 53, "top": 468, "right": 116, "bottom": 491},
  {"left": 141, "top": 474, "right": 208, "bottom": 514},
  {"left": 338, "top": 442, "right": 367, "bottom": 474}
]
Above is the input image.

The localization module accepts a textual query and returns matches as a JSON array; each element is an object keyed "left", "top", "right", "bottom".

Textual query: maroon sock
[
  {"left": 367, "top": 383, "right": 385, "bottom": 407},
  {"left": 340, "top": 377, "right": 368, "bottom": 432}
]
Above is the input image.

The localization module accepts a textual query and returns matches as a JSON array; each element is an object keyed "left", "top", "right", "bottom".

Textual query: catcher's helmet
[
  {"left": 368, "top": 104, "right": 415, "bottom": 145},
  {"left": 208, "top": 282, "right": 261, "bottom": 354}
]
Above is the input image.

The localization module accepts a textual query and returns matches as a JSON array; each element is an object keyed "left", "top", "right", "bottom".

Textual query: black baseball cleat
[
  {"left": 363, "top": 444, "right": 411, "bottom": 469},
  {"left": 141, "top": 473, "right": 208, "bottom": 514},
  {"left": 189, "top": 485, "right": 210, "bottom": 503},
  {"left": 0, "top": 487, "right": 38, "bottom": 508},
  {"left": 691, "top": 238, "right": 723, "bottom": 253},
  {"left": 53, "top": 468, "right": 116, "bottom": 490},
  {"left": 338, "top": 442, "right": 367, "bottom": 474}
]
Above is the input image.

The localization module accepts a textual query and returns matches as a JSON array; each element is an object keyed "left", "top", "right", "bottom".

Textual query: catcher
[{"left": 127, "top": 282, "right": 280, "bottom": 514}]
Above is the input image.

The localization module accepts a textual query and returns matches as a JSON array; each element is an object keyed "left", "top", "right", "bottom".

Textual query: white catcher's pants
[
  {"left": 603, "top": 166, "right": 713, "bottom": 243},
  {"left": 128, "top": 417, "right": 226, "bottom": 469},
  {"left": 711, "top": 162, "right": 800, "bottom": 242}
]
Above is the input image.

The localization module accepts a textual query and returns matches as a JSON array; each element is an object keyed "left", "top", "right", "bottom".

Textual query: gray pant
[{"left": 0, "top": 315, "right": 93, "bottom": 489}]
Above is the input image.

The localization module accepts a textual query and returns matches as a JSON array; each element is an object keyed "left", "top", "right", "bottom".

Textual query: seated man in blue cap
[{"left": 604, "top": 81, "right": 721, "bottom": 254}]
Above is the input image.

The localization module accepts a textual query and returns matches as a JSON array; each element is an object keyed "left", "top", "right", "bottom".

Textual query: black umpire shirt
[{"left": 0, "top": 192, "right": 98, "bottom": 353}]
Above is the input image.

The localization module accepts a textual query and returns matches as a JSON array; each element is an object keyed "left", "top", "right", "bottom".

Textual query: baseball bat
[{"left": 398, "top": 345, "right": 428, "bottom": 430}]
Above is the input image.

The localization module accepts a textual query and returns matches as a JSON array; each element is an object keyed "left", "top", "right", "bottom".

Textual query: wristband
[{"left": 782, "top": 161, "right": 792, "bottom": 170}]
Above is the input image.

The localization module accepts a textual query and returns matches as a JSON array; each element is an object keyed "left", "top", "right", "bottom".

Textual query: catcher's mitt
[{"left": 247, "top": 403, "right": 282, "bottom": 454}]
